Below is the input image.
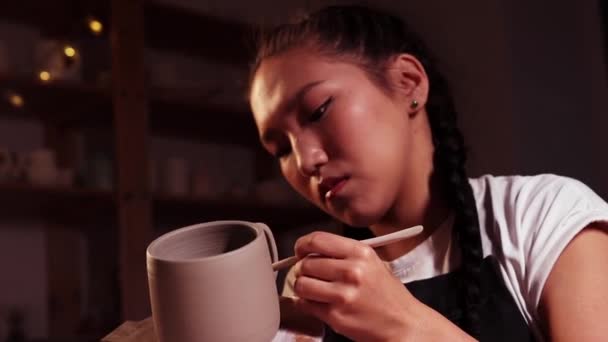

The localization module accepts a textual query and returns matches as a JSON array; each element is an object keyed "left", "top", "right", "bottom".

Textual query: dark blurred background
[{"left": 0, "top": 0, "right": 606, "bottom": 341}]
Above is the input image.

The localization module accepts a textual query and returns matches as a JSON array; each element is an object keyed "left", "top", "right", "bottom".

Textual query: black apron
[{"left": 323, "top": 229, "right": 537, "bottom": 341}]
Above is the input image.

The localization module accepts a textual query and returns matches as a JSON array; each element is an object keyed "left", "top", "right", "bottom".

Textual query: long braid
[
  {"left": 425, "top": 67, "right": 483, "bottom": 338},
  {"left": 250, "top": 5, "right": 484, "bottom": 338}
]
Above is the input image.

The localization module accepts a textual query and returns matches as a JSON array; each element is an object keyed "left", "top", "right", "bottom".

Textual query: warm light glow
[
  {"left": 64, "top": 45, "right": 77, "bottom": 58},
  {"left": 88, "top": 18, "right": 103, "bottom": 35},
  {"left": 39, "top": 71, "right": 52, "bottom": 82},
  {"left": 7, "top": 93, "right": 24, "bottom": 108}
]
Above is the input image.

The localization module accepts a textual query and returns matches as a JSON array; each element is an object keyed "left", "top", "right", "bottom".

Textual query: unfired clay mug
[{"left": 146, "top": 220, "right": 280, "bottom": 342}]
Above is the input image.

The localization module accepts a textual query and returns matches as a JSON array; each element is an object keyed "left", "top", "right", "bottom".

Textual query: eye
[{"left": 308, "top": 97, "right": 333, "bottom": 122}]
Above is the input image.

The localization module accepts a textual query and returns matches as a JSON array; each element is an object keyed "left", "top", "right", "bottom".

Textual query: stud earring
[{"left": 411, "top": 100, "right": 419, "bottom": 109}]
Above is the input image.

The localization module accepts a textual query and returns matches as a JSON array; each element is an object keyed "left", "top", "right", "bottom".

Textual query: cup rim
[{"left": 146, "top": 220, "right": 263, "bottom": 264}]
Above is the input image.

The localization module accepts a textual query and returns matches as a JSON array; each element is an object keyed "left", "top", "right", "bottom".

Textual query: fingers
[
  {"left": 295, "top": 297, "right": 352, "bottom": 333},
  {"left": 294, "top": 255, "right": 366, "bottom": 285},
  {"left": 294, "top": 231, "right": 374, "bottom": 260},
  {"left": 294, "top": 275, "right": 356, "bottom": 305}
]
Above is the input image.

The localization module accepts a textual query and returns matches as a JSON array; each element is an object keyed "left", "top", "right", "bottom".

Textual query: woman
[{"left": 248, "top": 5, "right": 608, "bottom": 341}]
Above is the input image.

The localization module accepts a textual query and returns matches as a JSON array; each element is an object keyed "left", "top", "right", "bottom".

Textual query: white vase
[{"left": 26, "top": 149, "right": 58, "bottom": 186}]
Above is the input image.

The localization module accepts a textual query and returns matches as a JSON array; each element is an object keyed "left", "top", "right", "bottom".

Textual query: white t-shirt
[{"left": 283, "top": 174, "right": 608, "bottom": 340}]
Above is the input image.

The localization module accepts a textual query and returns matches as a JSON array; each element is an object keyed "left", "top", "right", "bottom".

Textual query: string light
[
  {"left": 6, "top": 92, "right": 24, "bottom": 108},
  {"left": 39, "top": 71, "right": 52, "bottom": 82},
  {"left": 87, "top": 17, "right": 104, "bottom": 35},
  {"left": 64, "top": 45, "right": 77, "bottom": 58}
]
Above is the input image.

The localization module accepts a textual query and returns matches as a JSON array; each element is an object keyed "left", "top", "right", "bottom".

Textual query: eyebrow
[{"left": 261, "top": 79, "right": 325, "bottom": 145}]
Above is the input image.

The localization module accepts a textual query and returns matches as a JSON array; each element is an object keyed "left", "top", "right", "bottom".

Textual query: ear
[{"left": 386, "top": 53, "right": 430, "bottom": 116}]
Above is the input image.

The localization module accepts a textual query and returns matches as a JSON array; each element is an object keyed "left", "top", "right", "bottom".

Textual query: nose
[{"left": 292, "top": 135, "right": 328, "bottom": 177}]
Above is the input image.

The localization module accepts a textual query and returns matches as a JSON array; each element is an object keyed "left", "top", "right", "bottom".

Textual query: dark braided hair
[{"left": 249, "top": 5, "right": 483, "bottom": 339}]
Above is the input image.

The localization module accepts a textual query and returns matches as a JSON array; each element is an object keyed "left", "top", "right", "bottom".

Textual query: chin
[
  {"left": 335, "top": 202, "right": 385, "bottom": 228},
  {"left": 342, "top": 215, "right": 378, "bottom": 228}
]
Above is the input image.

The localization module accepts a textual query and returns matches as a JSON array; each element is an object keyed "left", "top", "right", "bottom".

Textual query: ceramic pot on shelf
[{"left": 25, "top": 148, "right": 58, "bottom": 187}]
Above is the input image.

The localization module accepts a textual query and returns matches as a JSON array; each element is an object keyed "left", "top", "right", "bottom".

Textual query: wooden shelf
[
  {"left": 0, "top": 1, "right": 254, "bottom": 66},
  {"left": 0, "top": 1, "right": 94, "bottom": 38},
  {"left": 145, "top": 2, "right": 254, "bottom": 66},
  {"left": 149, "top": 88, "right": 258, "bottom": 146},
  {"left": 0, "top": 0, "right": 272, "bottom": 328},
  {"left": 0, "top": 0, "right": 259, "bottom": 144},
  {"left": 153, "top": 194, "right": 329, "bottom": 228},
  {"left": 0, "top": 182, "right": 328, "bottom": 227},
  {"left": 0, "top": 182, "right": 115, "bottom": 225},
  {"left": 0, "top": 77, "right": 259, "bottom": 145},
  {"left": 0, "top": 77, "right": 112, "bottom": 125}
]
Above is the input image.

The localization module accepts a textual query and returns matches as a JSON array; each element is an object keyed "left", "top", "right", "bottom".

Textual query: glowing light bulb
[
  {"left": 64, "top": 45, "right": 77, "bottom": 58},
  {"left": 39, "top": 71, "right": 52, "bottom": 82},
  {"left": 88, "top": 18, "right": 103, "bottom": 35},
  {"left": 7, "top": 93, "right": 24, "bottom": 108}
]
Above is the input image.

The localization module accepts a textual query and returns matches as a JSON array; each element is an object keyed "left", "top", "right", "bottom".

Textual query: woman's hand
[{"left": 292, "top": 231, "right": 474, "bottom": 342}]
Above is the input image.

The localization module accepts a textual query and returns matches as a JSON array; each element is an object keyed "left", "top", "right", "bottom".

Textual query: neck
[
  {"left": 369, "top": 111, "right": 452, "bottom": 260},
  {"left": 371, "top": 171, "right": 451, "bottom": 261}
]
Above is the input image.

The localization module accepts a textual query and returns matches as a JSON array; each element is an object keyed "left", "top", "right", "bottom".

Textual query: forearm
[{"left": 389, "top": 302, "right": 477, "bottom": 342}]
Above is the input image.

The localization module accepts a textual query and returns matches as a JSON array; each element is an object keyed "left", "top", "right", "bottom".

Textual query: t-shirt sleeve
[{"left": 513, "top": 175, "right": 608, "bottom": 315}]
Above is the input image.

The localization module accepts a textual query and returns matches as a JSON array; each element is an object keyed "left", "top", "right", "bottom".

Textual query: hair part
[{"left": 249, "top": 5, "right": 483, "bottom": 338}]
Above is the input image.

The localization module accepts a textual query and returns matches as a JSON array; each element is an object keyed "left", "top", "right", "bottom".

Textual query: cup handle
[{"left": 255, "top": 222, "right": 278, "bottom": 268}]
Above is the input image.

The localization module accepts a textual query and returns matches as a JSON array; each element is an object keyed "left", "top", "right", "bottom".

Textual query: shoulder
[
  {"left": 469, "top": 173, "right": 602, "bottom": 202},
  {"left": 468, "top": 173, "right": 608, "bottom": 332},
  {"left": 469, "top": 173, "right": 608, "bottom": 263},
  {"left": 469, "top": 173, "right": 608, "bottom": 224}
]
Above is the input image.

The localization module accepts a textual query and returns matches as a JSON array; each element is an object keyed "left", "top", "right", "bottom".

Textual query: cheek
[
  {"left": 328, "top": 100, "right": 399, "bottom": 158},
  {"left": 328, "top": 99, "right": 408, "bottom": 189},
  {"left": 323, "top": 103, "right": 370, "bottom": 153}
]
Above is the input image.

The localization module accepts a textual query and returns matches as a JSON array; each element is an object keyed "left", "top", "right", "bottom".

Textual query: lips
[{"left": 318, "top": 176, "right": 349, "bottom": 200}]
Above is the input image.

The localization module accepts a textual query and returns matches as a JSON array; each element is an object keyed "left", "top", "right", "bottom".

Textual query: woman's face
[{"left": 250, "top": 48, "right": 429, "bottom": 227}]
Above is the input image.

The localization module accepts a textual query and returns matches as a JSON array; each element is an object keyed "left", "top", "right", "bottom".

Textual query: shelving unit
[
  {"left": 0, "top": 77, "right": 259, "bottom": 145},
  {"left": 0, "top": 0, "right": 254, "bottom": 65},
  {"left": 0, "top": 77, "right": 112, "bottom": 125},
  {"left": 0, "top": 1, "right": 329, "bottom": 340},
  {"left": 0, "top": 182, "right": 324, "bottom": 226},
  {"left": 0, "top": 182, "right": 114, "bottom": 224}
]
